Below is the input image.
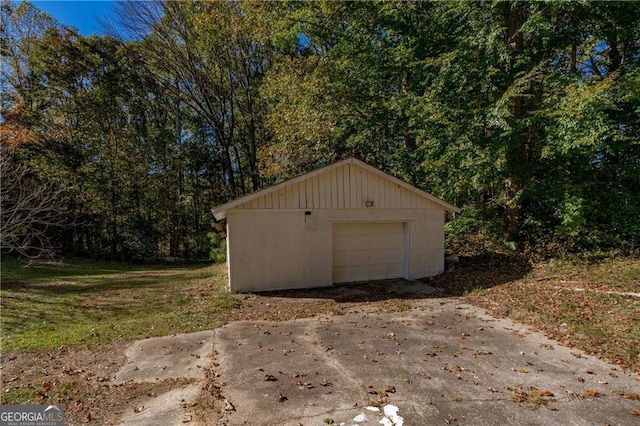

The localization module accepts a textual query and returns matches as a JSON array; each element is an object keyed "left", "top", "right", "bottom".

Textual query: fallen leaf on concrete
[
  {"left": 277, "top": 393, "right": 287, "bottom": 402},
  {"left": 223, "top": 399, "right": 235, "bottom": 411},
  {"left": 631, "top": 409, "right": 640, "bottom": 416},
  {"left": 264, "top": 374, "right": 277, "bottom": 381},
  {"left": 616, "top": 391, "right": 640, "bottom": 401},
  {"left": 565, "top": 390, "right": 582, "bottom": 400},
  {"left": 444, "top": 413, "right": 457, "bottom": 424},
  {"left": 531, "top": 390, "right": 554, "bottom": 397},
  {"left": 586, "top": 390, "right": 600, "bottom": 397},
  {"left": 451, "top": 365, "right": 472, "bottom": 373},
  {"left": 134, "top": 406, "right": 145, "bottom": 413}
]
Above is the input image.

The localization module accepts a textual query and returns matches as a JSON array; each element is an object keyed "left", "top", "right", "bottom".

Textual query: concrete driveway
[{"left": 213, "top": 299, "right": 640, "bottom": 425}]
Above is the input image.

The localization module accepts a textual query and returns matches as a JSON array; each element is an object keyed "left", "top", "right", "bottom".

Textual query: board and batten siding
[
  {"left": 235, "top": 162, "right": 440, "bottom": 211},
  {"left": 214, "top": 158, "right": 459, "bottom": 293}
]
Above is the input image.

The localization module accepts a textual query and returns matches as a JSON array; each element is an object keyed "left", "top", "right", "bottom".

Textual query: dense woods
[{"left": 1, "top": 0, "right": 639, "bottom": 260}]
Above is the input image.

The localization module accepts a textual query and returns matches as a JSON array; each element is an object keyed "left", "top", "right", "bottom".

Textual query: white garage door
[{"left": 333, "top": 222, "right": 405, "bottom": 283}]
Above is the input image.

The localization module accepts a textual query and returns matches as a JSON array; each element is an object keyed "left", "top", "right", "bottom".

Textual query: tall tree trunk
[
  {"left": 504, "top": 3, "right": 526, "bottom": 241},
  {"left": 607, "top": 31, "right": 621, "bottom": 74}
]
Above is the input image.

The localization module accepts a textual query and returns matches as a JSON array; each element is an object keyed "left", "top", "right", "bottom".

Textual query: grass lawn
[{"left": 1, "top": 258, "right": 237, "bottom": 352}]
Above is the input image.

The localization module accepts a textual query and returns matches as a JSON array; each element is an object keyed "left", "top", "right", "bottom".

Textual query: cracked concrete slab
[
  {"left": 118, "top": 384, "right": 201, "bottom": 426},
  {"left": 213, "top": 299, "right": 640, "bottom": 425},
  {"left": 115, "top": 330, "right": 214, "bottom": 383},
  {"left": 114, "top": 331, "right": 214, "bottom": 426}
]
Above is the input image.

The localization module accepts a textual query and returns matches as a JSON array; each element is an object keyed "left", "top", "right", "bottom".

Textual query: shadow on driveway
[{"left": 238, "top": 253, "right": 531, "bottom": 304}]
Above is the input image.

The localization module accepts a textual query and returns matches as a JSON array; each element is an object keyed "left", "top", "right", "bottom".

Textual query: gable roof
[{"left": 212, "top": 157, "right": 459, "bottom": 219}]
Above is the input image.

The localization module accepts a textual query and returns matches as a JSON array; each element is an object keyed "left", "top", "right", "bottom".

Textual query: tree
[
  {"left": 115, "top": 0, "right": 269, "bottom": 197},
  {"left": 252, "top": 0, "right": 640, "bottom": 252},
  {"left": 0, "top": 145, "right": 71, "bottom": 258},
  {"left": 2, "top": 0, "right": 636, "bottom": 258}
]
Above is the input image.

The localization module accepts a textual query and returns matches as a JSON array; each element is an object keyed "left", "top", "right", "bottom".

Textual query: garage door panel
[
  {"left": 333, "top": 223, "right": 405, "bottom": 283},
  {"left": 349, "top": 225, "right": 369, "bottom": 236},
  {"left": 369, "top": 233, "right": 387, "bottom": 247},
  {"left": 387, "top": 232, "right": 403, "bottom": 247},
  {"left": 369, "top": 248, "right": 387, "bottom": 264},
  {"left": 387, "top": 249, "right": 404, "bottom": 263},
  {"left": 368, "top": 226, "right": 385, "bottom": 236},
  {"left": 386, "top": 262, "right": 403, "bottom": 277},
  {"left": 369, "top": 264, "right": 386, "bottom": 278},
  {"left": 333, "top": 235, "right": 351, "bottom": 251},
  {"left": 351, "top": 251, "right": 370, "bottom": 266},
  {"left": 351, "top": 234, "right": 370, "bottom": 246},
  {"left": 362, "top": 223, "right": 387, "bottom": 235},
  {"left": 387, "top": 240, "right": 403, "bottom": 250},
  {"left": 333, "top": 250, "right": 351, "bottom": 267}
]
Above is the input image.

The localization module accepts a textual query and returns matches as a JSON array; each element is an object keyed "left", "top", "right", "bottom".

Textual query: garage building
[{"left": 212, "top": 157, "right": 459, "bottom": 293}]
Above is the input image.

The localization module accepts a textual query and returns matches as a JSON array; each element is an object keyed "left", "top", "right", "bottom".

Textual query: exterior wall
[
  {"left": 226, "top": 206, "right": 445, "bottom": 293},
  {"left": 226, "top": 209, "right": 305, "bottom": 292}
]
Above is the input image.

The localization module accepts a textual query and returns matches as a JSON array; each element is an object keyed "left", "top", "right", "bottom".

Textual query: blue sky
[{"left": 32, "top": 1, "right": 116, "bottom": 36}]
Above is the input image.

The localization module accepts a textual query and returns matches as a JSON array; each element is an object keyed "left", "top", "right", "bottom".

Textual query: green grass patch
[{"left": 0, "top": 258, "right": 237, "bottom": 352}]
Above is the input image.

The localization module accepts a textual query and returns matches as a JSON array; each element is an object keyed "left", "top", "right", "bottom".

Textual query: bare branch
[{"left": 0, "top": 144, "right": 73, "bottom": 258}]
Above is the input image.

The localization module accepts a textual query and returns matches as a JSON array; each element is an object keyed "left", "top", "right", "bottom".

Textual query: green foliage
[
  {"left": 445, "top": 215, "right": 481, "bottom": 250},
  {"left": 445, "top": 207, "right": 505, "bottom": 256},
  {"left": 259, "top": 55, "right": 338, "bottom": 181},
  {"left": 208, "top": 232, "right": 227, "bottom": 264},
  {"left": 2, "top": 0, "right": 638, "bottom": 258}
]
